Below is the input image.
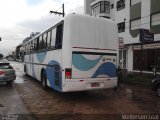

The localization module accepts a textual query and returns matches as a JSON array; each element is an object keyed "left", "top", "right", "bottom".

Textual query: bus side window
[
  {"left": 24, "top": 45, "right": 26, "bottom": 55},
  {"left": 38, "top": 36, "right": 43, "bottom": 50},
  {"left": 28, "top": 43, "right": 30, "bottom": 53},
  {"left": 34, "top": 39, "right": 37, "bottom": 51},
  {"left": 55, "top": 23, "right": 63, "bottom": 49},
  {"left": 43, "top": 33, "right": 47, "bottom": 49},
  {"left": 26, "top": 44, "right": 29, "bottom": 54},
  {"left": 47, "top": 31, "right": 51, "bottom": 48},
  {"left": 36, "top": 37, "right": 39, "bottom": 51},
  {"left": 51, "top": 28, "right": 56, "bottom": 48},
  {"left": 30, "top": 41, "right": 34, "bottom": 52},
  {"left": 24, "top": 45, "right": 27, "bottom": 54}
]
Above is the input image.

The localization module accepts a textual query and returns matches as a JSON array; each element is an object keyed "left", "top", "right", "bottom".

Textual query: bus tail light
[{"left": 65, "top": 68, "right": 72, "bottom": 79}]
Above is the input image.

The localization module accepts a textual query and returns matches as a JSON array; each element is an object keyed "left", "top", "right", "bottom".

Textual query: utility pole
[
  {"left": 50, "top": 4, "right": 65, "bottom": 17},
  {"left": 62, "top": 4, "right": 65, "bottom": 17}
]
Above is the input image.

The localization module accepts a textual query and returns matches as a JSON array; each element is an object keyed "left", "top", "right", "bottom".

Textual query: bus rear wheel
[{"left": 41, "top": 71, "right": 47, "bottom": 90}]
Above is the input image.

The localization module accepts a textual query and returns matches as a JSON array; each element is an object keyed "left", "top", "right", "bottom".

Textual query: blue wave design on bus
[
  {"left": 72, "top": 54, "right": 102, "bottom": 71},
  {"left": 28, "top": 54, "right": 36, "bottom": 78},
  {"left": 31, "top": 57, "right": 36, "bottom": 78},
  {"left": 46, "top": 60, "right": 62, "bottom": 92},
  {"left": 37, "top": 52, "right": 47, "bottom": 63},
  {"left": 92, "top": 62, "right": 116, "bottom": 78}
]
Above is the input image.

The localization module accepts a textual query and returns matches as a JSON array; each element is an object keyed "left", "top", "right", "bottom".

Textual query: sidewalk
[{"left": 0, "top": 84, "right": 33, "bottom": 120}]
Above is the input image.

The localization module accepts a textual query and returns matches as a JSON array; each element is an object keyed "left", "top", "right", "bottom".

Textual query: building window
[
  {"left": 100, "top": 1, "right": 110, "bottom": 14},
  {"left": 151, "top": 12, "right": 160, "bottom": 26},
  {"left": 133, "top": 49, "right": 160, "bottom": 72},
  {"left": 150, "top": 12, "right": 160, "bottom": 34},
  {"left": 119, "top": 49, "right": 127, "bottom": 69},
  {"left": 91, "top": 2, "right": 100, "bottom": 17},
  {"left": 118, "top": 22, "right": 125, "bottom": 33},
  {"left": 100, "top": 2, "right": 105, "bottom": 13},
  {"left": 130, "top": 18, "right": 141, "bottom": 30},
  {"left": 117, "top": 0, "right": 125, "bottom": 11},
  {"left": 111, "top": 4, "right": 114, "bottom": 9},
  {"left": 130, "top": 0, "right": 141, "bottom": 6},
  {"left": 91, "top": 1, "right": 110, "bottom": 17}
]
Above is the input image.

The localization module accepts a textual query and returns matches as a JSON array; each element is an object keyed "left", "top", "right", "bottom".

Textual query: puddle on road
[
  {"left": 125, "top": 88, "right": 133, "bottom": 98},
  {"left": 14, "top": 78, "right": 25, "bottom": 84}
]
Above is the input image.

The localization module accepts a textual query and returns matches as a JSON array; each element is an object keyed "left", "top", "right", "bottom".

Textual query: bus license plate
[{"left": 91, "top": 82, "right": 100, "bottom": 87}]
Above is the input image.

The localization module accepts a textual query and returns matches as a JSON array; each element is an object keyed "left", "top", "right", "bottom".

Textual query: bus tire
[{"left": 41, "top": 70, "right": 47, "bottom": 90}]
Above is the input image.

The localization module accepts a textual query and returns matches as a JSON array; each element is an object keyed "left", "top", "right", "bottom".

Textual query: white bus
[{"left": 23, "top": 14, "right": 118, "bottom": 92}]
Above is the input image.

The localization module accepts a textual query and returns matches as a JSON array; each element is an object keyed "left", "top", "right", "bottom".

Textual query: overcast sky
[{"left": 0, "top": 0, "right": 84, "bottom": 56}]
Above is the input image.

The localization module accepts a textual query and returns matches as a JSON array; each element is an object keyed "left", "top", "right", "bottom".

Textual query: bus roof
[{"left": 24, "top": 14, "right": 117, "bottom": 46}]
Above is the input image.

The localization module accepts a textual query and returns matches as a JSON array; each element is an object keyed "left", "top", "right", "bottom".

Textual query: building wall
[
  {"left": 84, "top": 0, "right": 160, "bottom": 72},
  {"left": 127, "top": 46, "right": 133, "bottom": 72},
  {"left": 84, "top": 0, "right": 96, "bottom": 15}
]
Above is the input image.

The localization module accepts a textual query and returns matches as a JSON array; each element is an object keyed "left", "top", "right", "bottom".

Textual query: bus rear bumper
[{"left": 62, "top": 77, "right": 118, "bottom": 92}]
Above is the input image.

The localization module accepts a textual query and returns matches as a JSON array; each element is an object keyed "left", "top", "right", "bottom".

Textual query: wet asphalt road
[
  {"left": 0, "top": 61, "right": 160, "bottom": 120},
  {"left": 0, "top": 83, "right": 28, "bottom": 114},
  {"left": 0, "top": 62, "right": 32, "bottom": 120}
]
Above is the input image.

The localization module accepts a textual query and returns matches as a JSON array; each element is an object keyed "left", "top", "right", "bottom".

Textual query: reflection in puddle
[
  {"left": 15, "top": 78, "right": 25, "bottom": 84},
  {"left": 125, "top": 88, "right": 133, "bottom": 98}
]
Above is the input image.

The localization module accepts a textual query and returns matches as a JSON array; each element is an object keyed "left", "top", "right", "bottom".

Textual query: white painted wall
[
  {"left": 127, "top": 46, "right": 133, "bottom": 72},
  {"left": 84, "top": 0, "right": 160, "bottom": 72},
  {"left": 141, "top": 0, "right": 150, "bottom": 30},
  {"left": 84, "top": 0, "right": 95, "bottom": 14}
]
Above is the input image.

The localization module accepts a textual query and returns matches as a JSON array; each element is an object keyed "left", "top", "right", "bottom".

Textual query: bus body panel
[
  {"left": 63, "top": 14, "right": 118, "bottom": 51},
  {"left": 63, "top": 78, "right": 117, "bottom": 92},
  {"left": 62, "top": 14, "right": 118, "bottom": 71},
  {"left": 62, "top": 14, "right": 118, "bottom": 92},
  {"left": 72, "top": 52, "right": 117, "bottom": 79},
  {"left": 24, "top": 50, "right": 62, "bottom": 92}
]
